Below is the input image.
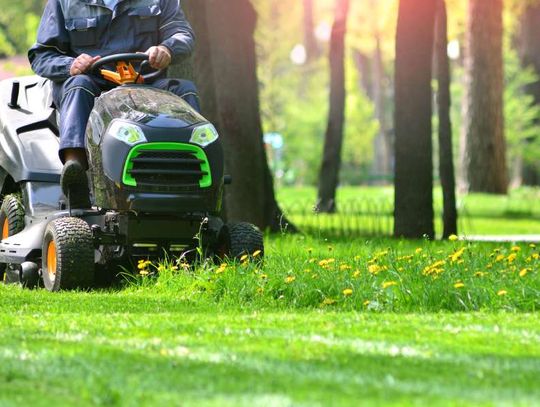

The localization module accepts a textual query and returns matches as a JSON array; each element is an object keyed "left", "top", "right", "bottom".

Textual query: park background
[{"left": 0, "top": 0, "right": 539, "bottom": 406}]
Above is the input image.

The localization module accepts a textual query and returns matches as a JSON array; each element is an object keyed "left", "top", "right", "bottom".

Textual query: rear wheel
[
  {"left": 42, "top": 218, "right": 95, "bottom": 291},
  {"left": 228, "top": 222, "right": 264, "bottom": 261},
  {"left": 0, "top": 194, "right": 25, "bottom": 283}
]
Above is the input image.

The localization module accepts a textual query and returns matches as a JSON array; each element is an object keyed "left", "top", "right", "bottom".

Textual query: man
[{"left": 28, "top": 0, "right": 198, "bottom": 209}]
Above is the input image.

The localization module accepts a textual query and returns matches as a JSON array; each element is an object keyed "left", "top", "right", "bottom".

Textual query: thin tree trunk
[
  {"left": 178, "top": 0, "right": 295, "bottom": 232},
  {"left": 303, "top": 0, "right": 320, "bottom": 62},
  {"left": 394, "top": 0, "right": 436, "bottom": 239},
  {"left": 435, "top": 0, "right": 458, "bottom": 238},
  {"left": 316, "top": 0, "right": 350, "bottom": 213},
  {"left": 462, "top": 0, "right": 507, "bottom": 194}
]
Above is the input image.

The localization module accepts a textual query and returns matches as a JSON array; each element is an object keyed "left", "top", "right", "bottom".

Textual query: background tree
[
  {"left": 461, "top": 0, "right": 508, "bottom": 194},
  {"left": 303, "top": 0, "right": 320, "bottom": 62},
  {"left": 316, "top": 0, "right": 351, "bottom": 213},
  {"left": 393, "top": 0, "right": 436, "bottom": 239},
  {"left": 435, "top": 0, "right": 458, "bottom": 238},
  {"left": 516, "top": 0, "right": 540, "bottom": 186},
  {"left": 179, "top": 0, "right": 294, "bottom": 232}
]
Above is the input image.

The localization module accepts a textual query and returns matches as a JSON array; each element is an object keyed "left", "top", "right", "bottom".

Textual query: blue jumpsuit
[{"left": 28, "top": 0, "right": 198, "bottom": 162}]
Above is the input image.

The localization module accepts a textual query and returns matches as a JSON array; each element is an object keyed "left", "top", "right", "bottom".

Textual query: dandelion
[
  {"left": 474, "top": 271, "right": 487, "bottom": 277},
  {"left": 240, "top": 254, "right": 249, "bottom": 262},
  {"left": 519, "top": 268, "right": 529, "bottom": 277},
  {"left": 382, "top": 281, "right": 398, "bottom": 289},
  {"left": 533, "top": 253, "right": 539, "bottom": 260},
  {"left": 497, "top": 290, "right": 508, "bottom": 296},
  {"left": 342, "top": 288, "right": 353, "bottom": 296},
  {"left": 368, "top": 264, "right": 382, "bottom": 275},
  {"left": 216, "top": 264, "right": 227, "bottom": 274},
  {"left": 454, "top": 281, "right": 465, "bottom": 289},
  {"left": 450, "top": 247, "right": 466, "bottom": 263},
  {"left": 511, "top": 246, "right": 521, "bottom": 252},
  {"left": 321, "top": 298, "right": 336, "bottom": 306},
  {"left": 448, "top": 234, "right": 459, "bottom": 241},
  {"left": 137, "top": 260, "right": 151, "bottom": 270},
  {"left": 340, "top": 264, "right": 352, "bottom": 271},
  {"left": 363, "top": 300, "right": 370, "bottom": 306},
  {"left": 495, "top": 254, "right": 505, "bottom": 262},
  {"left": 252, "top": 250, "right": 262, "bottom": 257},
  {"left": 139, "top": 270, "right": 149, "bottom": 276},
  {"left": 353, "top": 270, "right": 361, "bottom": 278},
  {"left": 529, "top": 243, "right": 536, "bottom": 249},
  {"left": 415, "top": 248, "right": 423, "bottom": 254},
  {"left": 507, "top": 253, "right": 517, "bottom": 263},
  {"left": 285, "top": 275, "right": 296, "bottom": 284}
]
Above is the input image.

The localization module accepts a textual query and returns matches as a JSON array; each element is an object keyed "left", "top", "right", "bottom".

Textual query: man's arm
[
  {"left": 158, "top": 0, "right": 195, "bottom": 65},
  {"left": 28, "top": 0, "right": 75, "bottom": 82}
]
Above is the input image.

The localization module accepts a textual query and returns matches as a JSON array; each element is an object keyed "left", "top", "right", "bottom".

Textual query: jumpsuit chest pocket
[
  {"left": 128, "top": 5, "right": 161, "bottom": 36},
  {"left": 65, "top": 17, "right": 98, "bottom": 47}
]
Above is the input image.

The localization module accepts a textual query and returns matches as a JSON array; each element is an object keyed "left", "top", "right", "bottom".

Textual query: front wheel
[
  {"left": 42, "top": 218, "right": 95, "bottom": 291},
  {"left": 228, "top": 222, "right": 264, "bottom": 261},
  {"left": 0, "top": 194, "right": 25, "bottom": 283}
]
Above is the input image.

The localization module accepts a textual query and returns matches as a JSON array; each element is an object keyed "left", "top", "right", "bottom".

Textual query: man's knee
[{"left": 62, "top": 75, "right": 100, "bottom": 97}]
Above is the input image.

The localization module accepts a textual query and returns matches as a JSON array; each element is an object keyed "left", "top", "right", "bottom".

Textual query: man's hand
[
  {"left": 146, "top": 45, "right": 172, "bottom": 70},
  {"left": 70, "top": 54, "right": 101, "bottom": 76}
]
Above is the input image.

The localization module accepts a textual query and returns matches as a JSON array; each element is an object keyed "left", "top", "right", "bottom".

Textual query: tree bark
[
  {"left": 462, "top": 0, "right": 507, "bottom": 194},
  {"left": 393, "top": 0, "right": 436, "bottom": 239},
  {"left": 177, "top": 0, "right": 295, "bottom": 232},
  {"left": 316, "top": 0, "right": 350, "bottom": 213},
  {"left": 517, "top": 2, "right": 540, "bottom": 186},
  {"left": 303, "top": 0, "right": 320, "bottom": 62},
  {"left": 435, "top": 0, "right": 458, "bottom": 238}
]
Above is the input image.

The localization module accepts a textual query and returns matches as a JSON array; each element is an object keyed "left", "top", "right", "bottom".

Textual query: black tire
[
  {"left": 228, "top": 222, "right": 264, "bottom": 260},
  {"left": 41, "top": 217, "right": 95, "bottom": 291},
  {"left": 0, "top": 194, "right": 25, "bottom": 239},
  {"left": 0, "top": 194, "right": 25, "bottom": 282}
]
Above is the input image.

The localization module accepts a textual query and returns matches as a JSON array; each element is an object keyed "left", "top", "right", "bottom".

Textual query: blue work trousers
[{"left": 52, "top": 75, "right": 200, "bottom": 162}]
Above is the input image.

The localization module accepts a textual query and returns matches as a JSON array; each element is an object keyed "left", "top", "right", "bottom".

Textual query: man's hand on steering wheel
[
  {"left": 70, "top": 54, "right": 101, "bottom": 76},
  {"left": 145, "top": 45, "right": 172, "bottom": 70}
]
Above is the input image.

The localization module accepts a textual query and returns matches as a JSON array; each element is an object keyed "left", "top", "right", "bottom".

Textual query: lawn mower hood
[{"left": 86, "top": 85, "right": 225, "bottom": 214}]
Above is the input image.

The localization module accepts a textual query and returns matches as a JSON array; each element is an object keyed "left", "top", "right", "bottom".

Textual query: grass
[
  {"left": 1, "top": 235, "right": 539, "bottom": 405},
  {"left": 276, "top": 186, "right": 540, "bottom": 236}
]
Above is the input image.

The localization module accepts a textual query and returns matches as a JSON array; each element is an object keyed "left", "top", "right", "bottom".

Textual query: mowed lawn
[{"left": 1, "top": 235, "right": 540, "bottom": 406}]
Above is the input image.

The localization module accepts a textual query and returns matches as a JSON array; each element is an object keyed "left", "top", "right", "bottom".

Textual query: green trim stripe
[{"left": 122, "top": 142, "right": 212, "bottom": 188}]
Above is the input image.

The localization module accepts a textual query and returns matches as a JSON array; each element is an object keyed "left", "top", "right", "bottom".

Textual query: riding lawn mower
[{"left": 0, "top": 53, "right": 263, "bottom": 291}]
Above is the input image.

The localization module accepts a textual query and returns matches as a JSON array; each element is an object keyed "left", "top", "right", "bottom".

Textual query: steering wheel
[{"left": 91, "top": 53, "right": 165, "bottom": 85}]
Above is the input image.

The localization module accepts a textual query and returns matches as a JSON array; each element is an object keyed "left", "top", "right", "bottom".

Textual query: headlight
[
  {"left": 190, "top": 124, "right": 219, "bottom": 147},
  {"left": 107, "top": 121, "right": 147, "bottom": 145}
]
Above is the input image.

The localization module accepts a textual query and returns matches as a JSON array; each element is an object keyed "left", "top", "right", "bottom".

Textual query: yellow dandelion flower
[
  {"left": 532, "top": 253, "right": 539, "bottom": 260},
  {"left": 507, "top": 253, "right": 517, "bottom": 263},
  {"left": 139, "top": 270, "right": 149, "bottom": 276},
  {"left": 454, "top": 281, "right": 465, "bottom": 289},
  {"left": 529, "top": 243, "right": 536, "bottom": 248},
  {"left": 450, "top": 247, "right": 466, "bottom": 263},
  {"left": 474, "top": 271, "right": 487, "bottom": 277},
  {"left": 495, "top": 254, "right": 505, "bottom": 262},
  {"left": 448, "top": 234, "right": 459, "bottom": 241},
  {"left": 382, "top": 281, "right": 398, "bottom": 289},
  {"left": 519, "top": 268, "right": 529, "bottom": 277},
  {"left": 342, "top": 288, "right": 353, "bottom": 296},
  {"left": 340, "top": 264, "right": 352, "bottom": 271},
  {"left": 252, "top": 250, "right": 262, "bottom": 257},
  {"left": 363, "top": 300, "right": 370, "bottom": 306},
  {"left": 368, "top": 264, "right": 382, "bottom": 275},
  {"left": 285, "top": 275, "right": 296, "bottom": 284},
  {"left": 511, "top": 246, "right": 521, "bottom": 252},
  {"left": 415, "top": 248, "right": 423, "bottom": 254},
  {"left": 240, "top": 254, "right": 249, "bottom": 262},
  {"left": 321, "top": 298, "right": 336, "bottom": 306},
  {"left": 497, "top": 290, "right": 507, "bottom": 296},
  {"left": 353, "top": 270, "right": 361, "bottom": 278}
]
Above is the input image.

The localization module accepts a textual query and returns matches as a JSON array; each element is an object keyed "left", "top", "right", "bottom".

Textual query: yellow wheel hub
[
  {"left": 2, "top": 219, "right": 9, "bottom": 239},
  {"left": 47, "top": 241, "right": 57, "bottom": 279}
]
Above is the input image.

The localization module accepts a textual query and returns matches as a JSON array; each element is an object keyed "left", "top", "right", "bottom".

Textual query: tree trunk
[
  {"left": 316, "top": 0, "right": 350, "bottom": 213},
  {"left": 303, "top": 0, "right": 320, "bottom": 62},
  {"left": 177, "top": 0, "right": 295, "bottom": 232},
  {"left": 462, "top": 0, "right": 507, "bottom": 194},
  {"left": 435, "top": 0, "right": 458, "bottom": 238},
  {"left": 393, "top": 0, "right": 436, "bottom": 239},
  {"left": 517, "top": 2, "right": 540, "bottom": 186}
]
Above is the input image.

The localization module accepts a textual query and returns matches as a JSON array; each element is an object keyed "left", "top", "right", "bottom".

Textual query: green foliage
[{"left": 0, "top": 0, "right": 42, "bottom": 56}]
